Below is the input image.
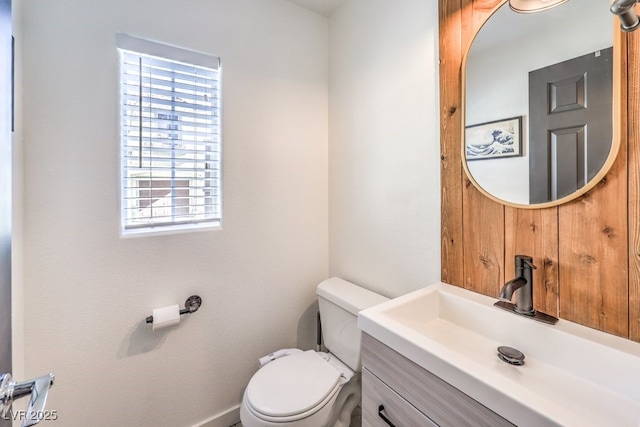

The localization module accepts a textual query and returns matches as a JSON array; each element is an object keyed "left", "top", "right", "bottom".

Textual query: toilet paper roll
[{"left": 152, "top": 304, "right": 180, "bottom": 331}]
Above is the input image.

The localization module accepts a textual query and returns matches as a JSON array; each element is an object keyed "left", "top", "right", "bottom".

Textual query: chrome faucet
[
  {"left": 494, "top": 255, "right": 558, "bottom": 325},
  {"left": 0, "top": 373, "right": 55, "bottom": 427}
]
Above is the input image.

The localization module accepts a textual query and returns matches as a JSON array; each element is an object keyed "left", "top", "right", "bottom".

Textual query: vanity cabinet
[{"left": 361, "top": 333, "right": 514, "bottom": 427}]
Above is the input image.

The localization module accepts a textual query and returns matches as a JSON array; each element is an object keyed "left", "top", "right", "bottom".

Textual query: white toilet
[{"left": 240, "top": 277, "right": 388, "bottom": 427}]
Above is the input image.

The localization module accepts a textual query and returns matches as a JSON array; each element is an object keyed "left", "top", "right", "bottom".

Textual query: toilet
[{"left": 240, "top": 277, "right": 388, "bottom": 427}]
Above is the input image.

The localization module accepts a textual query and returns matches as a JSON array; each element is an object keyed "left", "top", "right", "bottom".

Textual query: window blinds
[{"left": 117, "top": 35, "right": 221, "bottom": 231}]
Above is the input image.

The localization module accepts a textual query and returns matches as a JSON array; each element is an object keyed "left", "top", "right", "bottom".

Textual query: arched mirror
[{"left": 463, "top": 0, "right": 621, "bottom": 208}]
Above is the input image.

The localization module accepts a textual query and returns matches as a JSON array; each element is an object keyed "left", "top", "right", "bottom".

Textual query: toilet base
[
  {"left": 240, "top": 374, "right": 361, "bottom": 427},
  {"left": 326, "top": 373, "right": 361, "bottom": 427}
]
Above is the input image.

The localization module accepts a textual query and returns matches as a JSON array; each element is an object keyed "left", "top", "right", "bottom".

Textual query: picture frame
[{"left": 465, "top": 116, "right": 523, "bottom": 161}]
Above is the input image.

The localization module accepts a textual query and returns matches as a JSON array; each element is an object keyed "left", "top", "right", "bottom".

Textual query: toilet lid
[{"left": 246, "top": 351, "right": 341, "bottom": 418}]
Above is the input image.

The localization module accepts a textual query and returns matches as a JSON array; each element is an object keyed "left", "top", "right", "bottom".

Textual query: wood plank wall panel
[
  {"left": 629, "top": 29, "right": 640, "bottom": 342},
  {"left": 558, "top": 180, "right": 628, "bottom": 336},
  {"left": 439, "top": 0, "right": 638, "bottom": 341},
  {"left": 439, "top": 0, "right": 465, "bottom": 285},
  {"left": 460, "top": 0, "right": 505, "bottom": 297},
  {"left": 463, "top": 183, "right": 505, "bottom": 295},
  {"left": 505, "top": 207, "right": 559, "bottom": 316}
]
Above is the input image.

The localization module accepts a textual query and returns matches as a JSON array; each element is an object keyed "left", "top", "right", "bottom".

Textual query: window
[{"left": 117, "top": 34, "right": 221, "bottom": 233}]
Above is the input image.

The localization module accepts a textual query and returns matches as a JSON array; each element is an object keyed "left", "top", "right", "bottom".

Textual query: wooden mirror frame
[{"left": 460, "top": 0, "right": 623, "bottom": 209}]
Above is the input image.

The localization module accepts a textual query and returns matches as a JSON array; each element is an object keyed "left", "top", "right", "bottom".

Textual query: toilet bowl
[
  {"left": 240, "top": 278, "right": 388, "bottom": 427},
  {"left": 240, "top": 351, "right": 357, "bottom": 427}
]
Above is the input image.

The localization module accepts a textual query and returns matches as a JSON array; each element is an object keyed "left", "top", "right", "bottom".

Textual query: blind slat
[
  {"left": 122, "top": 94, "right": 219, "bottom": 114},
  {"left": 121, "top": 71, "right": 218, "bottom": 94},
  {"left": 123, "top": 81, "right": 215, "bottom": 103},
  {"left": 122, "top": 53, "right": 217, "bottom": 76},
  {"left": 122, "top": 125, "right": 217, "bottom": 138}
]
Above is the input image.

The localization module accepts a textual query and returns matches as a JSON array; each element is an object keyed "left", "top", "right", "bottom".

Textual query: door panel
[
  {"left": 529, "top": 47, "right": 613, "bottom": 203},
  {"left": 550, "top": 125, "right": 586, "bottom": 200},
  {"left": 0, "top": 0, "right": 11, "bottom": 398},
  {"left": 0, "top": 0, "right": 11, "bottom": 425}
]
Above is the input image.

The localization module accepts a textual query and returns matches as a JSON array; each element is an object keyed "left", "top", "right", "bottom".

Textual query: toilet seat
[{"left": 245, "top": 351, "right": 342, "bottom": 422}]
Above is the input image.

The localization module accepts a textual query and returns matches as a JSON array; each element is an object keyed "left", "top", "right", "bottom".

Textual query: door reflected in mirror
[{"left": 463, "top": 0, "right": 619, "bottom": 208}]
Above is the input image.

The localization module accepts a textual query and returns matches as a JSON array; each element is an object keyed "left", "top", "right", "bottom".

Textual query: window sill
[{"left": 120, "top": 221, "right": 222, "bottom": 238}]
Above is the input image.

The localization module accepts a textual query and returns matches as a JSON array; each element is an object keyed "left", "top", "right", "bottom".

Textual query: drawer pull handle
[{"left": 378, "top": 404, "right": 397, "bottom": 427}]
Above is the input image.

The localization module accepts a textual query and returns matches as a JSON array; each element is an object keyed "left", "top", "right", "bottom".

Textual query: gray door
[
  {"left": 528, "top": 47, "right": 613, "bottom": 204},
  {"left": 0, "top": 0, "right": 11, "bottom": 426}
]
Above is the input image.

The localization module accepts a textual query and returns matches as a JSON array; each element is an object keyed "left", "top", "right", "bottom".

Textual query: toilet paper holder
[{"left": 145, "top": 295, "right": 203, "bottom": 324}]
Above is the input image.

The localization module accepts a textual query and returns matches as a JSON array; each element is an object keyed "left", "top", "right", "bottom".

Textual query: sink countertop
[{"left": 358, "top": 282, "right": 640, "bottom": 427}]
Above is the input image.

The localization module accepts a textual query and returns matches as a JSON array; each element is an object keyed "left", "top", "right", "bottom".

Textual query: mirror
[{"left": 463, "top": 0, "right": 620, "bottom": 208}]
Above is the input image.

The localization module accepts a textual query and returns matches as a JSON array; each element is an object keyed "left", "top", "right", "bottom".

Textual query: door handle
[
  {"left": 0, "top": 373, "right": 55, "bottom": 427},
  {"left": 378, "top": 404, "right": 397, "bottom": 427}
]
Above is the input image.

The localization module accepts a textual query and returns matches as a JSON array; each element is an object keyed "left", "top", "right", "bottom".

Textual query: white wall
[
  {"left": 18, "top": 1, "right": 328, "bottom": 426},
  {"left": 328, "top": 0, "right": 441, "bottom": 297}
]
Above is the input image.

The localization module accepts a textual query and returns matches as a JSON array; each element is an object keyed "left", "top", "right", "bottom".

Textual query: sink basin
[{"left": 358, "top": 282, "right": 640, "bottom": 427}]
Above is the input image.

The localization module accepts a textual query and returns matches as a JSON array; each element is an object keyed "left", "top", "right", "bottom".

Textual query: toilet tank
[{"left": 316, "top": 277, "right": 388, "bottom": 371}]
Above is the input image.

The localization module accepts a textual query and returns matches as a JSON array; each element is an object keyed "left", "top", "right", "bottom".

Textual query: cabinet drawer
[
  {"left": 363, "top": 367, "right": 437, "bottom": 427},
  {"left": 362, "top": 333, "right": 514, "bottom": 427}
]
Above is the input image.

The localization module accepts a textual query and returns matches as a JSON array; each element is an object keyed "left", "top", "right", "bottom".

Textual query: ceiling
[{"left": 285, "top": 0, "right": 348, "bottom": 17}]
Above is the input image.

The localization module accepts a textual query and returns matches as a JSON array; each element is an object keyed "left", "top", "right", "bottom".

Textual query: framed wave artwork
[{"left": 465, "top": 116, "right": 523, "bottom": 161}]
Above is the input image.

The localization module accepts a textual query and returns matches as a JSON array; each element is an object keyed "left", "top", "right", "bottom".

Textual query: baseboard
[{"left": 192, "top": 405, "right": 241, "bottom": 427}]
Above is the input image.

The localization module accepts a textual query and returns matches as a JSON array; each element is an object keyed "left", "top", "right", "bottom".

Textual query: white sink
[{"left": 358, "top": 282, "right": 640, "bottom": 427}]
